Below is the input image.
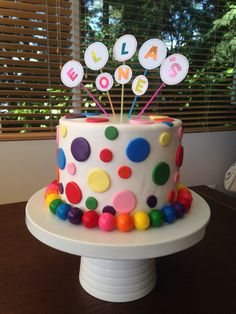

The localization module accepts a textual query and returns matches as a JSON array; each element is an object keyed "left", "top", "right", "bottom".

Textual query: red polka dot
[
  {"left": 86, "top": 117, "right": 109, "bottom": 123},
  {"left": 168, "top": 189, "right": 177, "bottom": 203},
  {"left": 118, "top": 165, "right": 132, "bottom": 179},
  {"left": 65, "top": 181, "right": 82, "bottom": 204},
  {"left": 100, "top": 148, "right": 113, "bottom": 162},
  {"left": 176, "top": 145, "right": 184, "bottom": 167}
]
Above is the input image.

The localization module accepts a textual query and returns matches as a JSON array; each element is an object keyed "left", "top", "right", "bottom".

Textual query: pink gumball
[{"left": 98, "top": 212, "right": 116, "bottom": 232}]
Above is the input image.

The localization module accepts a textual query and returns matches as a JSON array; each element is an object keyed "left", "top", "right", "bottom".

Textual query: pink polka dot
[
  {"left": 173, "top": 172, "right": 180, "bottom": 184},
  {"left": 178, "top": 127, "right": 183, "bottom": 139},
  {"left": 67, "top": 162, "right": 76, "bottom": 175},
  {"left": 112, "top": 190, "right": 136, "bottom": 213}
]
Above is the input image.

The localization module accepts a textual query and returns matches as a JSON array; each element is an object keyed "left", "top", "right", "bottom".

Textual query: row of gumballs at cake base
[{"left": 44, "top": 181, "right": 193, "bottom": 232}]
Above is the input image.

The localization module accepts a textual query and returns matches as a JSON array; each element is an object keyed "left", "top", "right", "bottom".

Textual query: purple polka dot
[
  {"left": 146, "top": 195, "right": 157, "bottom": 208},
  {"left": 71, "top": 137, "right": 90, "bottom": 162},
  {"left": 58, "top": 183, "right": 64, "bottom": 194},
  {"left": 102, "top": 205, "right": 116, "bottom": 216}
]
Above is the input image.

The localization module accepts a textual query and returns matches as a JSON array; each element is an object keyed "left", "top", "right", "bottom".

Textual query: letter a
[{"left": 144, "top": 46, "right": 158, "bottom": 61}]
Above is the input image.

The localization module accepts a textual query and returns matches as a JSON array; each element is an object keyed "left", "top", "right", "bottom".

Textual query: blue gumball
[
  {"left": 161, "top": 205, "right": 176, "bottom": 223},
  {"left": 56, "top": 203, "right": 71, "bottom": 220}
]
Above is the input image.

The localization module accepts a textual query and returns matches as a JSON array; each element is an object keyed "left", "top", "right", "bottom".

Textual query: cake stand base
[
  {"left": 25, "top": 189, "right": 210, "bottom": 303},
  {"left": 79, "top": 257, "right": 156, "bottom": 302}
]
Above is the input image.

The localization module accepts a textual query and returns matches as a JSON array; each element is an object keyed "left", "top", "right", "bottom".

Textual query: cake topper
[{"left": 60, "top": 35, "right": 189, "bottom": 120}]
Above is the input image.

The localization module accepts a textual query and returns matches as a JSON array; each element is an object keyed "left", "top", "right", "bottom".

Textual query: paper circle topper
[
  {"left": 160, "top": 54, "right": 189, "bottom": 85},
  {"left": 138, "top": 38, "right": 167, "bottom": 70},
  {"left": 132, "top": 75, "right": 148, "bottom": 96},
  {"left": 61, "top": 60, "right": 84, "bottom": 88},
  {"left": 113, "top": 34, "right": 137, "bottom": 62},
  {"left": 96, "top": 72, "right": 113, "bottom": 92},
  {"left": 114, "top": 65, "right": 132, "bottom": 84},
  {"left": 84, "top": 42, "right": 109, "bottom": 71}
]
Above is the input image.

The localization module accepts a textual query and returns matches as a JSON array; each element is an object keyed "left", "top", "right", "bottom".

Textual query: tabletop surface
[{"left": 0, "top": 185, "right": 236, "bottom": 314}]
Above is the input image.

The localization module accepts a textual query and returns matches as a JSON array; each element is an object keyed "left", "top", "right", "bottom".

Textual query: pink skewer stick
[
  {"left": 80, "top": 82, "right": 109, "bottom": 117},
  {"left": 136, "top": 82, "right": 166, "bottom": 119}
]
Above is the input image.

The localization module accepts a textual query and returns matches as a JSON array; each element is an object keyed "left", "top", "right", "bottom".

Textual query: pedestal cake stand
[{"left": 25, "top": 189, "right": 210, "bottom": 303}]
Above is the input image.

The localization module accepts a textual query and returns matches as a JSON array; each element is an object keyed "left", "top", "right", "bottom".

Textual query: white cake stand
[{"left": 25, "top": 189, "right": 210, "bottom": 302}]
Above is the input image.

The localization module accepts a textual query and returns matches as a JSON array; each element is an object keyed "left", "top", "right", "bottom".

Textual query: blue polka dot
[
  {"left": 162, "top": 121, "right": 173, "bottom": 127},
  {"left": 57, "top": 148, "right": 66, "bottom": 169},
  {"left": 126, "top": 138, "right": 150, "bottom": 162}
]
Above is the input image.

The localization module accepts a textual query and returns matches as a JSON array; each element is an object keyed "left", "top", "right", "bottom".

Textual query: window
[{"left": 1, "top": 0, "right": 236, "bottom": 140}]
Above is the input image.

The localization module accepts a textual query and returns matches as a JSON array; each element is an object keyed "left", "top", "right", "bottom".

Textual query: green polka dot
[
  {"left": 105, "top": 126, "right": 118, "bottom": 140},
  {"left": 49, "top": 199, "right": 63, "bottom": 214},
  {"left": 149, "top": 209, "right": 164, "bottom": 227},
  {"left": 152, "top": 162, "right": 170, "bottom": 185},
  {"left": 85, "top": 197, "right": 98, "bottom": 210}
]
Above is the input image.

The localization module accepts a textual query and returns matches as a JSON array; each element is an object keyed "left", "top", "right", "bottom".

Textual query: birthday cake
[{"left": 44, "top": 34, "right": 192, "bottom": 232}]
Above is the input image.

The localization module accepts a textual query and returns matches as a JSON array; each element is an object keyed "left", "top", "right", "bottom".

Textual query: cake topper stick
[
  {"left": 61, "top": 60, "right": 109, "bottom": 117},
  {"left": 84, "top": 42, "right": 115, "bottom": 116},
  {"left": 113, "top": 34, "right": 137, "bottom": 121},
  {"left": 136, "top": 53, "right": 189, "bottom": 119},
  {"left": 128, "top": 39, "right": 167, "bottom": 119}
]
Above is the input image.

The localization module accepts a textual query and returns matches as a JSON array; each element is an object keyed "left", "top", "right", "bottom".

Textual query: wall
[{"left": 1, "top": 131, "right": 236, "bottom": 204}]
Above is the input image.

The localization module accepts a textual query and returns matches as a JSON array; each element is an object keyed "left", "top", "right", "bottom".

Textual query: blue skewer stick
[{"left": 128, "top": 68, "right": 148, "bottom": 119}]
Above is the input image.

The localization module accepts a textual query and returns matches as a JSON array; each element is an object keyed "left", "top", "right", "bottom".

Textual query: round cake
[{"left": 45, "top": 114, "right": 192, "bottom": 232}]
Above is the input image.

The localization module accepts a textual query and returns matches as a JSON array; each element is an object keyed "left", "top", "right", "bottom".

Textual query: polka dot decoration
[
  {"left": 173, "top": 172, "right": 180, "bottom": 184},
  {"left": 67, "top": 162, "right": 76, "bottom": 175},
  {"left": 126, "top": 138, "right": 150, "bottom": 162},
  {"left": 176, "top": 145, "right": 184, "bottom": 167},
  {"left": 65, "top": 181, "right": 82, "bottom": 204},
  {"left": 178, "top": 127, "right": 183, "bottom": 139},
  {"left": 152, "top": 162, "right": 170, "bottom": 185},
  {"left": 60, "top": 125, "right": 67, "bottom": 137},
  {"left": 118, "top": 165, "right": 132, "bottom": 179},
  {"left": 112, "top": 190, "right": 136, "bottom": 213},
  {"left": 168, "top": 189, "right": 177, "bottom": 203},
  {"left": 58, "top": 183, "right": 64, "bottom": 194},
  {"left": 87, "top": 168, "right": 111, "bottom": 192},
  {"left": 100, "top": 148, "right": 113, "bottom": 162},
  {"left": 71, "top": 137, "right": 90, "bottom": 162},
  {"left": 57, "top": 148, "right": 66, "bottom": 169},
  {"left": 159, "top": 132, "right": 171, "bottom": 146},
  {"left": 146, "top": 195, "right": 157, "bottom": 208},
  {"left": 86, "top": 117, "right": 109, "bottom": 123},
  {"left": 85, "top": 196, "right": 98, "bottom": 210},
  {"left": 162, "top": 121, "right": 173, "bottom": 127},
  {"left": 105, "top": 126, "right": 118, "bottom": 140},
  {"left": 102, "top": 205, "right": 116, "bottom": 216}
]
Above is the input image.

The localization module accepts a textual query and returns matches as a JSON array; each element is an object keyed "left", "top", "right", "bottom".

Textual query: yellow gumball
[
  {"left": 45, "top": 193, "right": 61, "bottom": 207},
  {"left": 134, "top": 211, "right": 150, "bottom": 231},
  {"left": 177, "top": 182, "right": 186, "bottom": 190}
]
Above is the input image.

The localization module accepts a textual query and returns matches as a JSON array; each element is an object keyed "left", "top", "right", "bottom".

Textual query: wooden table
[{"left": 0, "top": 186, "right": 235, "bottom": 314}]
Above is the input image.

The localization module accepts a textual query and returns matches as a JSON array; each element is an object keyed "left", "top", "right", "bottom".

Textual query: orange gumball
[{"left": 117, "top": 213, "right": 134, "bottom": 232}]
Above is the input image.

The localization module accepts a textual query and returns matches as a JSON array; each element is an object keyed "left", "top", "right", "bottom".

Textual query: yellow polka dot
[
  {"left": 45, "top": 193, "right": 61, "bottom": 206},
  {"left": 60, "top": 125, "right": 67, "bottom": 137},
  {"left": 133, "top": 211, "right": 150, "bottom": 230},
  {"left": 87, "top": 169, "right": 111, "bottom": 192},
  {"left": 159, "top": 132, "right": 171, "bottom": 146},
  {"left": 150, "top": 115, "right": 169, "bottom": 120}
]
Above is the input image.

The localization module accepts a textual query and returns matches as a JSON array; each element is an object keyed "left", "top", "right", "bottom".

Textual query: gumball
[
  {"left": 172, "top": 202, "right": 186, "bottom": 218},
  {"left": 178, "top": 188, "right": 193, "bottom": 202},
  {"left": 49, "top": 199, "right": 63, "bottom": 214},
  {"left": 82, "top": 211, "right": 99, "bottom": 228},
  {"left": 98, "top": 213, "right": 116, "bottom": 232},
  {"left": 117, "top": 213, "right": 134, "bottom": 232},
  {"left": 68, "top": 207, "right": 83, "bottom": 224},
  {"left": 149, "top": 209, "right": 164, "bottom": 227},
  {"left": 56, "top": 203, "right": 71, "bottom": 220},
  {"left": 133, "top": 211, "right": 150, "bottom": 230},
  {"left": 177, "top": 182, "right": 186, "bottom": 190},
  {"left": 44, "top": 183, "right": 59, "bottom": 198},
  {"left": 161, "top": 205, "right": 176, "bottom": 223},
  {"left": 176, "top": 196, "right": 192, "bottom": 211},
  {"left": 45, "top": 193, "right": 61, "bottom": 207}
]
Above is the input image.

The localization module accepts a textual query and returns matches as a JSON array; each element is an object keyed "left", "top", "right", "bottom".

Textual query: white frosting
[{"left": 57, "top": 115, "right": 183, "bottom": 213}]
